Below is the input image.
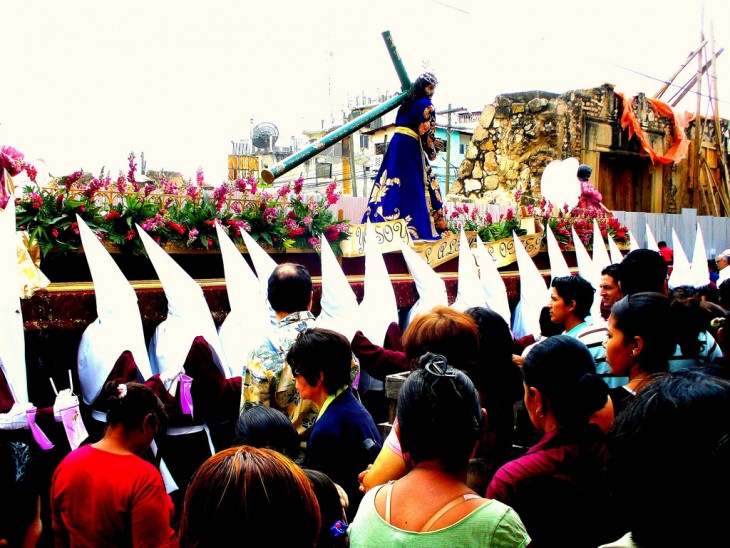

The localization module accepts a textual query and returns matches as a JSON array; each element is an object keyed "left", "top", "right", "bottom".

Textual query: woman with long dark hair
[
  {"left": 350, "top": 354, "right": 531, "bottom": 547},
  {"left": 51, "top": 381, "right": 176, "bottom": 547},
  {"left": 603, "top": 292, "right": 676, "bottom": 418},
  {"left": 361, "top": 72, "right": 446, "bottom": 241}
]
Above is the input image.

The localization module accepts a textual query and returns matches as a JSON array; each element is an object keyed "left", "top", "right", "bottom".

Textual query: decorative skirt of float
[{"left": 340, "top": 217, "right": 544, "bottom": 272}]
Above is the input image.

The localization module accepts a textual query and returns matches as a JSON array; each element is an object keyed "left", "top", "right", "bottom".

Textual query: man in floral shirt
[
  {"left": 239, "top": 263, "right": 359, "bottom": 437},
  {"left": 240, "top": 263, "right": 319, "bottom": 436}
]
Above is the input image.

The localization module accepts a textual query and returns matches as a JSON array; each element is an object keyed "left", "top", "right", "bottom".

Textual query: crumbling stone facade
[{"left": 451, "top": 84, "right": 683, "bottom": 213}]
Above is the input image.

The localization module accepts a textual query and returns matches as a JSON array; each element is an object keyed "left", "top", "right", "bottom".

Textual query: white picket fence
[{"left": 613, "top": 209, "right": 730, "bottom": 259}]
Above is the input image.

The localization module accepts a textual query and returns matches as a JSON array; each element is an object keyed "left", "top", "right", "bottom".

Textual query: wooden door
[{"left": 598, "top": 155, "right": 653, "bottom": 212}]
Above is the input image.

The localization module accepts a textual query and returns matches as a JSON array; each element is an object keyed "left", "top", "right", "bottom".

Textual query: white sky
[{"left": 2, "top": 0, "right": 728, "bottom": 184}]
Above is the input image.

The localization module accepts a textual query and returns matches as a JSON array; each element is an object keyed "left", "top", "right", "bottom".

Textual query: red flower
[
  {"left": 105, "top": 210, "right": 121, "bottom": 220},
  {"left": 52, "top": 228, "right": 59, "bottom": 238},
  {"left": 288, "top": 227, "right": 305, "bottom": 237},
  {"left": 167, "top": 221, "right": 187, "bottom": 235},
  {"left": 125, "top": 229, "right": 136, "bottom": 241},
  {"left": 325, "top": 226, "right": 340, "bottom": 242},
  {"left": 71, "top": 222, "right": 79, "bottom": 234}
]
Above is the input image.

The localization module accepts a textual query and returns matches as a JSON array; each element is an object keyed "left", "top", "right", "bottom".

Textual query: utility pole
[{"left": 437, "top": 105, "right": 466, "bottom": 195}]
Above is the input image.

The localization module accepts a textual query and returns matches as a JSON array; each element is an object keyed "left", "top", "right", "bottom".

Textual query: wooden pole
[
  {"left": 692, "top": 11, "right": 704, "bottom": 207},
  {"left": 668, "top": 48, "right": 723, "bottom": 107},
  {"left": 653, "top": 40, "right": 707, "bottom": 99},
  {"left": 702, "top": 157, "right": 729, "bottom": 215},
  {"left": 709, "top": 20, "right": 730, "bottom": 207}
]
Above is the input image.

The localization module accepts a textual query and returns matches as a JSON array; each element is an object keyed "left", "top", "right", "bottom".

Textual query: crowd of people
[{"left": 3, "top": 242, "right": 730, "bottom": 548}]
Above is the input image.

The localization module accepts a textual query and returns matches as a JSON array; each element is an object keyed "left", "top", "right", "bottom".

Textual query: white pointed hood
[
  {"left": 668, "top": 229, "right": 693, "bottom": 290},
  {"left": 607, "top": 233, "right": 625, "bottom": 265},
  {"left": 399, "top": 238, "right": 448, "bottom": 328},
  {"left": 216, "top": 223, "right": 271, "bottom": 377},
  {"left": 571, "top": 226, "right": 601, "bottom": 320},
  {"left": 316, "top": 234, "right": 360, "bottom": 342},
  {"left": 628, "top": 230, "right": 640, "bottom": 252},
  {"left": 76, "top": 215, "right": 153, "bottom": 404},
  {"left": 645, "top": 224, "right": 660, "bottom": 252},
  {"left": 0, "top": 202, "right": 28, "bottom": 404},
  {"left": 451, "top": 229, "right": 487, "bottom": 312},
  {"left": 546, "top": 224, "right": 571, "bottom": 283},
  {"left": 240, "top": 229, "right": 278, "bottom": 325},
  {"left": 690, "top": 223, "right": 710, "bottom": 288},
  {"left": 138, "top": 225, "right": 232, "bottom": 378},
  {"left": 358, "top": 221, "right": 398, "bottom": 346},
  {"left": 473, "top": 236, "right": 511, "bottom": 326},
  {"left": 591, "top": 220, "right": 612, "bottom": 275},
  {"left": 511, "top": 231, "right": 549, "bottom": 339}
]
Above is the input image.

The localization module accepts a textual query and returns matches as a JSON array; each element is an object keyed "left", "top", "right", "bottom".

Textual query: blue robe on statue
[{"left": 361, "top": 96, "right": 446, "bottom": 241}]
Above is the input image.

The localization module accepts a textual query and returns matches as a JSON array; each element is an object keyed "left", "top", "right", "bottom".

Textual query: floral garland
[
  {"left": 6, "top": 150, "right": 350, "bottom": 257},
  {"left": 446, "top": 203, "right": 527, "bottom": 241},
  {"left": 445, "top": 189, "right": 631, "bottom": 250}
]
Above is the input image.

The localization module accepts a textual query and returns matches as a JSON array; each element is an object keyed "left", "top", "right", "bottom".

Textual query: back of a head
[
  {"left": 286, "top": 328, "right": 352, "bottom": 394},
  {"left": 551, "top": 275, "right": 595, "bottom": 320},
  {"left": 397, "top": 353, "right": 482, "bottom": 472},
  {"left": 303, "top": 469, "right": 348, "bottom": 548},
  {"left": 610, "top": 370, "right": 730, "bottom": 546},
  {"left": 669, "top": 292, "right": 706, "bottom": 359},
  {"left": 719, "top": 278, "right": 730, "bottom": 309},
  {"left": 180, "top": 446, "right": 320, "bottom": 548},
  {"left": 618, "top": 249, "right": 667, "bottom": 296},
  {"left": 611, "top": 293, "right": 675, "bottom": 374},
  {"left": 0, "top": 441, "right": 38, "bottom": 547},
  {"left": 538, "top": 305, "right": 564, "bottom": 337},
  {"left": 466, "top": 306, "right": 522, "bottom": 400},
  {"left": 104, "top": 381, "right": 167, "bottom": 431},
  {"left": 267, "top": 263, "right": 312, "bottom": 314},
  {"left": 577, "top": 164, "right": 592, "bottom": 181},
  {"left": 522, "top": 335, "right": 608, "bottom": 426},
  {"left": 234, "top": 406, "right": 301, "bottom": 459},
  {"left": 402, "top": 306, "right": 479, "bottom": 374}
]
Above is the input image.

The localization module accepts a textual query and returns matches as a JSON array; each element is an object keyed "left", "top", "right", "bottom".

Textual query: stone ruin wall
[{"left": 451, "top": 84, "right": 677, "bottom": 209}]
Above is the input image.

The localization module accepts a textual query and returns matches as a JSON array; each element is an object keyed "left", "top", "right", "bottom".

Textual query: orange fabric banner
[{"left": 615, "top": 92, "right": 690, "bottom": 164}]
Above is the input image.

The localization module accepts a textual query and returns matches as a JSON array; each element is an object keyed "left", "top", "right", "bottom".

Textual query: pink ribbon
[
  {"left": 25, "top": 407, "right": 54, "bottom": 450},
  {"left": 180, "top": 374, "right": 194, "bottom": 417},
  {"left": 59, "top": 403, "right": 88, "bottom": 451}
]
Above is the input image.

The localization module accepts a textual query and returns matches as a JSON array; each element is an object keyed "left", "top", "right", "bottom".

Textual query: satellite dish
[{"left": 252, "top": 122, "right": 279, "bottom": 150}]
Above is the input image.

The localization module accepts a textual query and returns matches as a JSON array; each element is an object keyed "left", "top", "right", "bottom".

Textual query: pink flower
[
  {"left": 24, "top": 163, "right": 37, "bottom": 182},
  {"left": 196, "top": 167, "right": 205, "bottom": 186},
  {"left": 186, "top": 185, "right": 200, "bottom": 199},
  {"left": 302, "top": 215, "right": 313, "bottom": 227},
  {"left": 212, "top": 183, "right": 231, "bottom": 211},
  {"left": 278, "top": 183, "right": 291, "bottom": 198},
  {"left": 29, "top": 192, "right": 42, "bottom": 210},
  {"left": 308, "top": 237, "right": 320, "bottom": 250},
  {"left": 0, "top": 195, "right": 9, "bottom": 209},
  {"left": 187, "top": 228, "right": 199, "bottom": 244},
  {"left": 234, "top": 178, "right": 248, "bottom": 193},
  {"left": 230, "top": 201, "right": 242, "bottom": 214},
  {"left": 293, "top": 177, "right": 304, "bottom": 194},
  {"left": 127, "top": 152, "right": 137, "bottom": 186},
  {"left": 263, "top": 207, "right": 278, "bottom": 224}
]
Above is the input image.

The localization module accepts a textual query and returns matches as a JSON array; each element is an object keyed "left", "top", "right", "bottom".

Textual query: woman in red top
[{"left": 51, "top": 381, "right": 177, "bottom": 548}]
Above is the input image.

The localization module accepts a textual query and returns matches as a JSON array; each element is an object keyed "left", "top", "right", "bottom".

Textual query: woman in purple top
[{"left": 487, "top": 335, "right": 621, "bottom": 547}]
